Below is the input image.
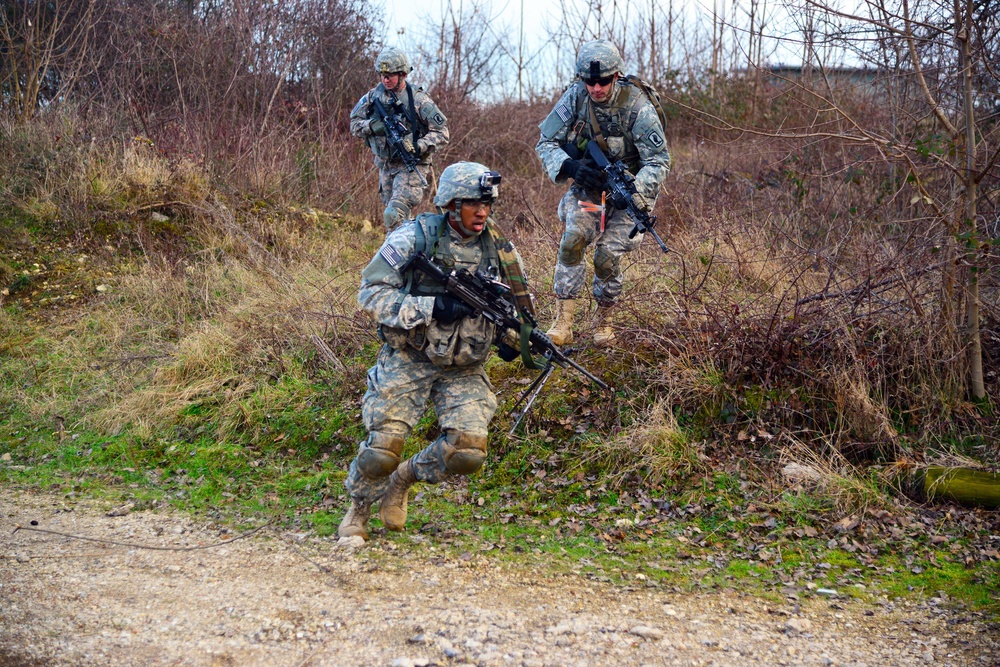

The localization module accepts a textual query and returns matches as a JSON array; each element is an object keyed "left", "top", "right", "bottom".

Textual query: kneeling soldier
[{"left": 339, "top": 162, "right": 530, "bottom": 541}]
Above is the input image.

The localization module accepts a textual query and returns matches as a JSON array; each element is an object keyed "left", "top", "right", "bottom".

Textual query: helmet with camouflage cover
[
  {"left": 374, "top": 47, "right": 413, "bottom": 74},
  {"left": 433, "top": 162, "right": 502, "bottom": 208},
  {"left": 575, "top": 39, "right": 624, "bottom": 79}
]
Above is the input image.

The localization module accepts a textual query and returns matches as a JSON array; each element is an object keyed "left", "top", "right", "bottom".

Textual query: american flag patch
[
  {"left": 379, "top": 244, "right": 407, "bottom": 269},
  {"left": 556, "top": 103, "right": 572, "bottom": 122}
]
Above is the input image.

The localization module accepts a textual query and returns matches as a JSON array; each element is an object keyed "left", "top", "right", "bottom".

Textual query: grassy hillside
[{"left": 1, "top": 110, "right": 999, "bottom": 616}]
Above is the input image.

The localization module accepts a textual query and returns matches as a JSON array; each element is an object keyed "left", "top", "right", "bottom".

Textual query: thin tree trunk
[{"left": 958, "top": 0, "right": 983, "bottom": 398}]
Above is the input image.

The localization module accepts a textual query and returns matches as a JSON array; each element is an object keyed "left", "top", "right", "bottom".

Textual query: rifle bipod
[{"left": 507, "top": 351, "right": 558, "bottom": 436}]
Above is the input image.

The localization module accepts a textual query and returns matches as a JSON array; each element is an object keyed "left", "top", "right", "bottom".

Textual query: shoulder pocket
[{"left": 539, "top": 104, "right": 571, "bottom": 140}]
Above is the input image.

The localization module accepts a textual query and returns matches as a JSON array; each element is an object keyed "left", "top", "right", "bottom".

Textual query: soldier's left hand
[
  {"left": 401, "top": 137, "right": 415, "bottom": 154},
  {"left": 631, "top": 192, "right": 652, "bottom": 212},
  {"left": 496, "top": 341, "right": 520, "bottom": 362}
]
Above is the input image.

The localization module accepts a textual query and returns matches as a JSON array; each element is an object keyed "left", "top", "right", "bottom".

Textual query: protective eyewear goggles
[
  {"left": 582, "top": 74, "right": 616, "bottom": 87},
  {"left": 460, "top": 199, "right": 494, "bottom": 212}
]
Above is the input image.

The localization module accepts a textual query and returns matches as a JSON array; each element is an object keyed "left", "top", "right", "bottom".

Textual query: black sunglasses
[{"left": 582, "top": 74, "right": 616, "bottom": 87}]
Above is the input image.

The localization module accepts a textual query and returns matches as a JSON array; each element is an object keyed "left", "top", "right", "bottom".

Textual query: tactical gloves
[
  {"left": 496, "top": 329, "right": 521, "bottom": 362},
  {"left": 561, "top": 159, "right": 605, "bottom": 191},
  {"left": 369, "top": 118, "right": 386, "bottom": 136},
  {"left": 432, "top": 295, "right": 474, "bottom": 323},
  {"left": 631, "top": 192, "right": 652, "bottom": 212},
  {"left": 401, "top": 137, "right": 415, "bottom": 154},
  {"left": 496, "top": 341, "right": 520, "bottom": 362}
]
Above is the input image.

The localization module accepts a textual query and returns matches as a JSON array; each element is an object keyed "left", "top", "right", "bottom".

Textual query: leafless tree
[{"left": 0, "top": 0, "right": 100, "bottom": 122}]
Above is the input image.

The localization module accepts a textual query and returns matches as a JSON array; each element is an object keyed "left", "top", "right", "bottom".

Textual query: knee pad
[
  {"left": 383, "top": 202, "right": 409, "bottom": 229},
  {"left": 558, "top": 231, "right": 588, "bottom": 266},
  {"left": 593, "top": 245, "right": 620, "bottom": 281},
  {"left": 441, "top": 430, "right": 487, "bottom": 475},
  {"left": 356, "top": 431, "right": 405, "bottom": 479}
]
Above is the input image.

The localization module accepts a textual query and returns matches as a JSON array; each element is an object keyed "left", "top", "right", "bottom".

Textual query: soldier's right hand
[
  {"left": 432, "top": 295, "right": 475, "bottom": 324},
  {"left": 561, "top": 159, "right": 604, "bottom": 191},
  {"left": 369, "top": 118, "right": 386, "bottom": 136}
]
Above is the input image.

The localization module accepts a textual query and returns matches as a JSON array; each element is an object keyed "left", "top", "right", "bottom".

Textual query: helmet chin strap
[{"left": 447, "top": 207, "right": 482, "bottom": 239}]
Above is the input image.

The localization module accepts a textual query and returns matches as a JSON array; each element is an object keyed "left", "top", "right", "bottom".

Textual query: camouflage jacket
[
  {"left": 358, "top": 213, "right": 525, "bottom": 367},
  {"left": 535, "top": 79, "right": 670, "bottom": 199},
  {"left": 350, "top": 83, "right": 449, "bottom": 169}
]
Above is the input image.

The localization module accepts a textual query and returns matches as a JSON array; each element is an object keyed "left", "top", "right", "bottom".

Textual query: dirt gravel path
[{"left": 0, "top": 487, "right": 996, "bottom": 667}]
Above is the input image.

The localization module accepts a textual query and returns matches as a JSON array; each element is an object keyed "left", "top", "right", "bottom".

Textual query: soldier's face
[
  {"left": 584, "top": 74, "right": 617, "bottom": 103},
  {"left": 381, "top": 72, "right": 406, "bottom": 92},
  {"left": 449, "top": 200, "right": 491, "bottom": 237}
]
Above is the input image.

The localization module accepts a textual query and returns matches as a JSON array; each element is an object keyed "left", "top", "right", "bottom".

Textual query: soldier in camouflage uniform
[
  {"left": 339, "top": 162, "right": 529, "bottom": 542},
  {"left": 350, "top": 47, "right": 450, "bottom": 230},
  {"left": 536, "top": 39, "right": 670, "bottom": 347}
]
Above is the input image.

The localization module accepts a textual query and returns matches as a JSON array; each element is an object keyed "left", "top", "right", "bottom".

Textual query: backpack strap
[
  {"left": 487, "top": 223, "right": 535, "bottom": 320},
  {"left": 403, "top": 83, "right": 426, "bottom": 144},
  {"left": 486, "top": 222, "right": 545, "bottom": 369},
  {"left": 404, "top": 214, "right": 447, "bottom": 294}
]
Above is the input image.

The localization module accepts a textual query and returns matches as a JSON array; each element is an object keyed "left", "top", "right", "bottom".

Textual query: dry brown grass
[
  {"left": 776, "top": 435, "right": 887, "bottom": 513},
  {"left": 578, "top": 398, "right": 707, "bottom": 488}
]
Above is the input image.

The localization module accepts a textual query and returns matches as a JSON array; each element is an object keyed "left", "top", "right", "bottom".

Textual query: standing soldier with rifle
[
  {"left": 339, "top": 162, "right": 538, "bottom": 542},
  {"left": 536, "top": 39, "right": 671, "bottom": 348},
  {"left": 350, "top": 47, "right": 450, "bottom": 230}
]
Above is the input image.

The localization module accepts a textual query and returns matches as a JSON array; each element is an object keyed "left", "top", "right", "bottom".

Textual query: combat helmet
[
  {"left": 375, "top": 47, "right": 413, "bottom": 74},
  {"left": 434, "top": 162, "right": 502, "bottom": 208},
  {"left": 575, "top": 39, "right": 624, "bottom": 80}
]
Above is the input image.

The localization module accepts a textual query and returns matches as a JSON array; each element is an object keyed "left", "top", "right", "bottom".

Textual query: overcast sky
[{"left": 379, "top": 0, "right": 556, "bottom": 45}]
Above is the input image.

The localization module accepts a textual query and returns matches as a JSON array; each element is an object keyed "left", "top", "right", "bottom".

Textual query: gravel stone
[{"left": 629, "top": 626, "right": 664, "bottom": 640}]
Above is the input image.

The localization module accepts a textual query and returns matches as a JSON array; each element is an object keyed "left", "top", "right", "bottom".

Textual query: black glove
[
  {"left": 432, "top": 295, "right": 474, "bottom": 324},
  {"left": 561, "top": 159, "right": 604, "bottom": 191},
  {"left": 496, "top": 341, "right": 520, "bottom": 362}
]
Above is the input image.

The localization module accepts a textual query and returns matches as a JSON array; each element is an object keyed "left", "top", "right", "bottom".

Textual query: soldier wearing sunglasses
[{"left": 535, "top": 39, "right": 671, "bottom": 348}]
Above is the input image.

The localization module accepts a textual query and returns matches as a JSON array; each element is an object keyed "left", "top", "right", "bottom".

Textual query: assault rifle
[
  {"left": 371, "top": 93, "right": 428, "bottom": 186},
  {"left": 585, "top": 141, "right": 669, "bottom": 254},
  {"left": 402, "top": 252, "right": 610, "bottom": 432}
]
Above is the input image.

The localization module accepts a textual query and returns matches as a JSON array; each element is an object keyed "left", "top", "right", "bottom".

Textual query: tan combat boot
[
  {"left": 545, "top": 299, "right": 577, "bottom": 346},
  {"left": 593, "top": 304, "right": 617, "bottom": 348},
  {"left": 338, "top": 499, "right": 373, "bottom": 540},
  {"left": 379, "top": 459, "right": 417, "bottom": 531}
]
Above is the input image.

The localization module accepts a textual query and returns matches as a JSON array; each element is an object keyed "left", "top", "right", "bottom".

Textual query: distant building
[{"left": 745, "top": 65, "right": 882, "bottom": 91}]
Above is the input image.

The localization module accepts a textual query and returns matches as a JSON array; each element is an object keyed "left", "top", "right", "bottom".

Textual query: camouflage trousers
[
  {"left": 552, "top": 187, "right": 647, "bottom": 304},
  {"left": 344, "top": 344, "right": 498, "bottom": 505},
  {"left": 379, "top": 165, "right": 432, "bottom": 230}
]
